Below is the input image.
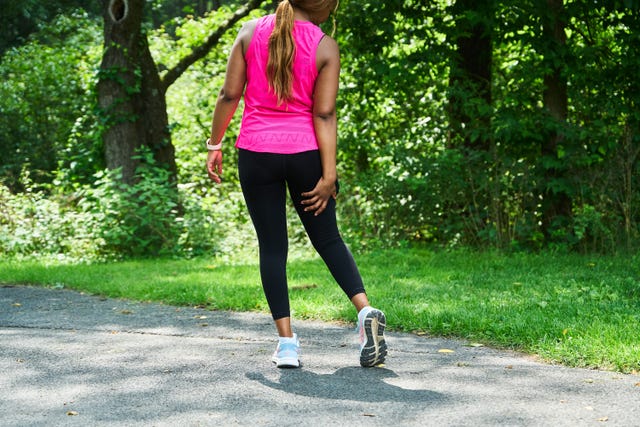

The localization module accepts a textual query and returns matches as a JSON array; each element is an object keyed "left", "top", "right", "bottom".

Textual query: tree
[
  {"left": 540, "top": 0, "right": 571, "bottom": 235},
  {"left": 447, "top": 0, "right": 495, "bottom": 150},
  {"left": 98, "top": 0, "right": 171, "bottom": 184},
  {"left": 97, "top": 0, "right": 261, "bottom": 184},
  {"left": 443, "top": 0, "right": 496, "bottom": 244}
]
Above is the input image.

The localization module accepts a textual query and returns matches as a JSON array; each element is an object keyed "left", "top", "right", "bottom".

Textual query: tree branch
[{"left": 160, "top": 0, "right": 262, "bottom": 94}]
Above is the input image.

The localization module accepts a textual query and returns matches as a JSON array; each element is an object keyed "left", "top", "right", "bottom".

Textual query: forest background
[{"left": 1, "top": 0, "right": 639, "bottom": 260}]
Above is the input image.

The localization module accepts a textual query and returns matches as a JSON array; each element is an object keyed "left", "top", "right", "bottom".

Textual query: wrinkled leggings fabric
[{"left": 238, "top": 148, "right": 366, "bottom": 320}]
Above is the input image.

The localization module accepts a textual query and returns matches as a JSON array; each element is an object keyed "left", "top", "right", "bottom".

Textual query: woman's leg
[
  {"left": 285, "top": 150, "right": 367, "bottom": 301},
  {"left": 238, "top": 149, "right": 293, "bottom": 333},
  {"left": 284, "top": 150, "right": 387, "bottom": 366},
  {"left": 350, "top": 293, "right": 370, "bottom": 313}
]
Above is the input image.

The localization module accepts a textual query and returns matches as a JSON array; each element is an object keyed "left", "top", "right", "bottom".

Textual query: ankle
[
  {"left": 358, "top": 305, "right": 373, "bottom": 321},
  {"left": 278, "top": 333, "right": 298, "bottom": 344}
]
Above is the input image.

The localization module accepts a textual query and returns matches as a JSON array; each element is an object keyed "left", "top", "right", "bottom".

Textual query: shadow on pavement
[{"left": 246, "top": 367, "right": 446, "bottom": 403}]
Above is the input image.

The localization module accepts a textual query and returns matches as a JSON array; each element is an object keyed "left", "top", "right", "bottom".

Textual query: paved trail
[{"left": 1, "top": 285, "right": 638, "bottom": 426}]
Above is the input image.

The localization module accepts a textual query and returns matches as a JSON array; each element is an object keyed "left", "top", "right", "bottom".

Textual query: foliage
[
  {"left": 333, "top": 0, "right": 640, "bottom": 252},
  {"left": 0, "top": 11, "right": 103, "bottom": 192},
  {"left": 0, "top": 149, "right": 222, "bottom": 260},
  {"left": 1, "top": 1, "right": 639, "bottom": 256},
  {"left": 335, "top": 0, "right": 448, "bottom": 249},
  {"left": 146, "top": 0, "right": 236, "bottom": 30},
  {"left": 0, "top": 183, "right": 97, "bottom": 262},
  {"left": 0, "top": 0, "right": 101, "bottom": 56},
  {"left": 77, "top": 150, "right": 180, "bottom": 258}
]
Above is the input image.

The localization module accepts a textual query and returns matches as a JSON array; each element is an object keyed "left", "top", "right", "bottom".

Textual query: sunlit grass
[{"left": 1, "top": 248, "right": 639, "bottom": 373}]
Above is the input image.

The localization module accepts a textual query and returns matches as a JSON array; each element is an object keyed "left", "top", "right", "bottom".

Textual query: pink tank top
[{"left": 235, "top": 15, "right": 326, "bottom": 154}]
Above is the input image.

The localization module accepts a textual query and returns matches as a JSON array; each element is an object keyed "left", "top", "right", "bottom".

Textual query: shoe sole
[
  {"left": 359, "top": 309, "right": 387, "bottom": 367},
  {"left": 275, "top": 359, "right": 300, "bottom": 369},
  {"left": 272, "top": 355, "right": 300, "bottom": 369}
]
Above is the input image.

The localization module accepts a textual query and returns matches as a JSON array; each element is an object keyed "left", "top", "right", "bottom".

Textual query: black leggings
[{"left": 238, "top": 148, "right": 366, "bottom": 320}]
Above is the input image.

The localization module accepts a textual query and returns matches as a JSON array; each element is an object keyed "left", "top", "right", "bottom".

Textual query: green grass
[{"left": 1, "top": 249, "right": 639, "bottom": 373}]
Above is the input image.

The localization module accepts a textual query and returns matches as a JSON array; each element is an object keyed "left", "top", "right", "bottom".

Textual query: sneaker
[
  {"left": 357, "top": 307, "right": 387, "bottom": 367},
  {"left": 271, "top": 334, "right": 301, "bottom": 368}
]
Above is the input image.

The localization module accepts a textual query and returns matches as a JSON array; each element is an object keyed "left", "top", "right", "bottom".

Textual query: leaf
[
  {"left": 438, "top": 349, "right": 455, "bottom": 353},
  {"left": 465, "top": 342, "right": 484, "bottom": 347},
  {"left": 12, "top": 303, "right": 21, "bottom": 307},
  {"left": 66, "top": 411, "right": 79, "bottom": 416},
  {"left": 597, "top": 416, "right": 609, "bottom": 422}
]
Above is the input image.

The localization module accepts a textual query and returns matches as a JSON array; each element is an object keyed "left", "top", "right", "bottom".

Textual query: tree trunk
[
  {"left": 541, "top": 0, "right": 571, "bottom": 233},
  {"left": 98, "top": 0, "right": 176, "bottom": 184},
  {"left": 447, "top": 0, "right": 493, "bottom": 151},
  {"left": 445, "top": 0, "right": 496, "bottom": 245}
]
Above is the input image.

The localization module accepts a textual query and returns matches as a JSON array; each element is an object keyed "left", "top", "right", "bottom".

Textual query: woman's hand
[
  {"left": 301, "top": 177, "right": 337, "bottom": 216},
  {"left": 207, "top": 150, "right": 223, "bottom": 183}
]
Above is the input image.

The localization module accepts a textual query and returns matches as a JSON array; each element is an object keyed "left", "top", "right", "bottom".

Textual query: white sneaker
[
  {"left": 271, "top": 334, "right": 301, "bottom": 368},
  {"left": 357, "top": 307, "right": 387, "bottom": 367}
]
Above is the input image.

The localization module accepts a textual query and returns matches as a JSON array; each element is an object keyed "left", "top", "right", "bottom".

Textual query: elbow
[
  {"left": 219, "top": 87, "right": 242, "bottom": 104},
  {"left": 313, "top": 109, "right": 336, "bottom": 122}
]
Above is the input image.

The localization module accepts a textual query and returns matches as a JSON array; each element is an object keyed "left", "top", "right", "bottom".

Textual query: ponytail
[{"left": 267, "top": 0, "right": 296, "bottom": 105}]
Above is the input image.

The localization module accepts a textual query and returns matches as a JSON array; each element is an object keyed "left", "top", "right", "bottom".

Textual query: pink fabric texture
[{"left": 235, "top": 15, "right": 326, "bottom": 154}]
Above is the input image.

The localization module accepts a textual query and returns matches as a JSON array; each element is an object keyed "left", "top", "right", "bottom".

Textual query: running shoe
[
  {"left": 271, "top": 334, "right": 300, "bottom": 368},
  {"left": 357, "top": 307, "right": 387, "bottom": 367}
]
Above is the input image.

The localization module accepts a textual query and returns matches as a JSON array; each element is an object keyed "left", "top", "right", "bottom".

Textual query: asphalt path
[{"left": 1, "top": 285, "right": 638, "bottom": 426}]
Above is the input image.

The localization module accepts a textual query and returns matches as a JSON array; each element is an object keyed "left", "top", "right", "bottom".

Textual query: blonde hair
[{"left": 267, "top": 0, "right": 339, "bottom": 104}]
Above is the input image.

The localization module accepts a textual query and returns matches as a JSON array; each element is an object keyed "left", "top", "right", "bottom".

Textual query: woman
[{"left": 206, "top": 0, "right": 386, "bottom": 368}]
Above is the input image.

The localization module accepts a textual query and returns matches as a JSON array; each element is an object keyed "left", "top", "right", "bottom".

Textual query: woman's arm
[
  {"left": 207, "top": 21, "right": 255, "bottom": 183},
  {"left": 301, "top": 35, "right": 340, "bottom": 215}
]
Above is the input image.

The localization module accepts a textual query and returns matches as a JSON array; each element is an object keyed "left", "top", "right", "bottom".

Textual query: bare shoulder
[
  {"left": 318, "top": 35, "right": 339, "bottom": 57},
  {"left": 317, "top": 35, "right": 340, "bottom": 69},
  {"left": 237, "top": 18, "right": 259, "bottom": 53},
  {"left": 240, "top": 18, "right": 259, "bottom": 36}
]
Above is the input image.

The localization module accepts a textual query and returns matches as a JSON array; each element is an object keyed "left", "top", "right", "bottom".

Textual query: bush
[
  {"left": 79, "top": 161, "right": 182, "bottom": 258},
  {"left": 0, "top": 153, "right": 225, "bottom": 261},
  {"left": 0, "top": 184, "right": 98, "bottom": 261}
]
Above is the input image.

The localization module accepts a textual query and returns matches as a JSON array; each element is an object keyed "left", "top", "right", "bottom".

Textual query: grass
[{"left": 1, "top": 248, "right": 639, "bottom": 373}]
